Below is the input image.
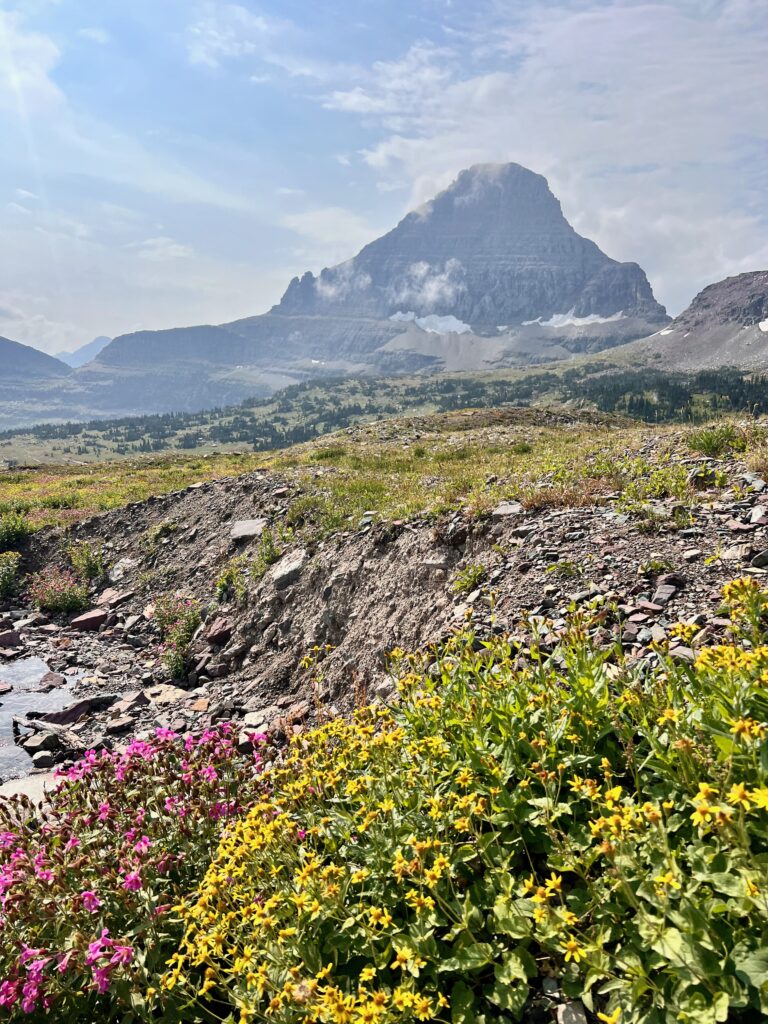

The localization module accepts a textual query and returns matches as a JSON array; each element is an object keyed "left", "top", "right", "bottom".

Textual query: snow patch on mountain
[
  {"left": 389, "top": 311, "right": 472, "bottom": 334},
  {"left": 522, "top": 310, "right": 626, "bottom": 328}
]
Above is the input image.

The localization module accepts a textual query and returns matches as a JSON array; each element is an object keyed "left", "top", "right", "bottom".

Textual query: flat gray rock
[
  {"left": 492, "top": 501, "right": 523, "bottom": 517},
  {"left": 271, "top": 549, "right": 308, "bottom": 590},
  {"left": 0, "top": 773, "right": 58, "bottom": 804},
  {"left": 230, "top": 518, "right": 267, "bottom": 541}
]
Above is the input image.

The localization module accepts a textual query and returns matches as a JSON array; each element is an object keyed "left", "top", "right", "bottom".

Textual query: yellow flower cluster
[{"left": 159, "top": 606, "right": 768, "bottom": 1024}]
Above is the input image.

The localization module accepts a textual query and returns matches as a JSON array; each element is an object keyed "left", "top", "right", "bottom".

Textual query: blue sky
[{"left": 1, "top": 0, "right": 767, "bottom": 353}]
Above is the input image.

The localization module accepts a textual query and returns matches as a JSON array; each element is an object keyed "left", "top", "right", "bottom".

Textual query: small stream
[{"left": 0, "top": 658, "right": 75, "bottom": 782}]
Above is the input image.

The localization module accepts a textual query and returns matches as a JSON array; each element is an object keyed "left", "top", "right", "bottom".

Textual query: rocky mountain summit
[
  {"left": 276, "top": 163, "right": 667, "bottom": 328},
  {"left": 624, "top": 269, "right": 768, "bottom": 370},
  {"left": 3, "top": 164, "right": 670, "bottom": 427}
]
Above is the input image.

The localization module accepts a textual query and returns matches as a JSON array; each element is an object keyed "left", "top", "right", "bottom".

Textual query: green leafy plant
[
  {"left": 0, "top": 551, "right": 21, "bottom": 599},
  {"left": 154, "top": 593, "right": 202, "bottom": 678},
  {"left": 0, "top": 511, "right": 32, "bottom": 553},
  {"left": 66, "top": 540, "right": 107, "bottom": 583},
  {"left": 639, "top": 557, "right": 675, "bottom": 577},
  {"left": 452, "top": 563, "right": 487, "bottom": 594},
  {"left": 27, "top": 565, "right": 89, "bottom": 613},
  {"left": 546, "top": 559, "right": 584, "bottom": 579},
  {"left": 688, "top": 422, "right": 745, "bottom": 458},
  {"left": 214, "top": 555, "right": 249, "bottom": 605},
  {"left": 251, "top": 526, "right": 283, "bottom": 581}
]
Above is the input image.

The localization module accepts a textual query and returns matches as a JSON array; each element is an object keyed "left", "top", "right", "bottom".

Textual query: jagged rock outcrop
[
  {"left": 274, "top": 163, "right": 668, "bottom": 327},
  {"left": 621, "top": 270, "right": 768, "bottom": 370}
]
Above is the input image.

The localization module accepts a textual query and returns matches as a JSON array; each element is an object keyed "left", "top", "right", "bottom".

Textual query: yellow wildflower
[
  {"left": 727, "top": 782, "right": 751, "bottom": 809},
  {"left": 562, "top": 937, "right": 585, "bottom": 963}
]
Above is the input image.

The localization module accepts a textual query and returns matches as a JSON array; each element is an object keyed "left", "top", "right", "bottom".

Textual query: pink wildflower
[
  {"left": 122, "top": 871, "right": 142, "bottom": 892},
  {"left": 80, "top": 890, "right": 102, "bottom": 912},
  {"left": 92, "top": 966, "right": 112, "bottom": 994},
  {"left": 134, "top": 835, "right": 151, "bottom": 855},
  {"left": 109, "top": 945, "right": 133, "bottom": 966}
]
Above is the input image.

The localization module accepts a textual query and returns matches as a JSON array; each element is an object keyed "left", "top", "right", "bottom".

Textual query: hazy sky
[{"left": 1, "top": 0, "right": 766, "bottom": 354}]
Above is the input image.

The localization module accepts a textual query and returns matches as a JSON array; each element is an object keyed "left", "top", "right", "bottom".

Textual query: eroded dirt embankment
[{"left": 2, "top": 443, "right": 768, "bottom": 778}]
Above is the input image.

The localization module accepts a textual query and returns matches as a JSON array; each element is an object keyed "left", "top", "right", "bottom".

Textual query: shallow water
[{"left": 0, "top": 658, "right": 74, "bottom": 782}]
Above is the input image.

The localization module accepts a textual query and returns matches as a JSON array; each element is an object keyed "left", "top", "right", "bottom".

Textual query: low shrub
[
  {"left": 215, "top": 555, "right": 249, "bottom": 605},
  {"left": 0, "top": 724, "right": 268, "bottom": 1021},
  {"left": 66, "top": 540, "right": 107, "bottom": 583},
  {"left": 252, "top": 526, "right": 284, "bottom": 580},
  {"left": 0, "top": 512, "right": 32, "bottom": 553},
  {"left": 154, "top": 593, "right": 202, "bottom": 678},
  {"left": 169, "top": 582, "right": 768, "bottom": 1024},
  {"left": 27, "top": 565, "right": 89, "bottom": 613},
  {"left": 688, "top": 423, "right": 746, "bottom": 458},
  {"left": 0, "top": 551, "right": 21, "bottom": 599}
]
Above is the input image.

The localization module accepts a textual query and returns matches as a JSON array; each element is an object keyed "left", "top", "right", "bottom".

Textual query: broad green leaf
[
  {"left": 440, "top": 942, "right": 494, "bottom": 972},
  {"left": 734, "top": 946, "right": 768, "bottom": 990},
  {"left": 450, "top": 981, "right": 474, "bottom": 1024},
  {"left": 494, "top": 951, "right": 528, "bottom": 986}
]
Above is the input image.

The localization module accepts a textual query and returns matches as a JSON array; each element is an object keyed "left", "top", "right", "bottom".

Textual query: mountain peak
[
  {"left": 274, "top": 162, "right": 667, "bottom": 327},
  {"left": 0, "top": 336, "right": 71, "bottom": 380}
]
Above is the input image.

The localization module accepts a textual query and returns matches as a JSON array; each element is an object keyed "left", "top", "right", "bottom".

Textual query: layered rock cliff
[{"left": 274, "top": 163, "right": 668, "bottom": 328}]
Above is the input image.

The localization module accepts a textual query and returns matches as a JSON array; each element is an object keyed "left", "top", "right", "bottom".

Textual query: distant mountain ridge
[
  {"left": 55, "top": 336, "right": 112, "bottom": 369},
  {"left": 624, "top": 270, "right": 768, "bottom": 370},
  {"left": 3, "top": 163, "right": 674, "bottom": 427},
  {"left": 0, "top": 336, "right": 70, "bottom": 379}
]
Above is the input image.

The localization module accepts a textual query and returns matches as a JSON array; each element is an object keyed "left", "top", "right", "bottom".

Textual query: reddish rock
[
  {"left": 287, "top": 700, "right": 310, "bottom": 723},
  {"left": 70, "top": 609, "right": 108, "bottom": 631},
  {"left": 0, "top": 630, "right": 21, "bottom": 648},
  {"left": 206, "top": 617, "right": 232, "bottom": 646},
  {"left": 190, "top": 697, "right": 210, "bottom": 713},
  {"left": 0, "top": 681, "right": 12, "bottom": 695},
  {"left": 37, "top": 672, "right": 67, "bottom": 691},
  {"left": 96, "top": 588, "right": 135, "bottom": 608}
]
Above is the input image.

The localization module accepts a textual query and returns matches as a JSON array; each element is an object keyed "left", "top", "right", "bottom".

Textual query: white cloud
[
  {"left": 390, "top": 259, "right": 465, "bottom": 310},
  {"left": 186, "top": 2, "right": 358, "bottom": 81},
  {"left": 326, "top": 43, "right": 453, "bottom": 120},
  {"left": 15, "top": 187, "right": 38, "bottom": 199},
  {"left": 186, "top": 3, "right": 279, "bottom": 68},
  {"left": 315, "top": 261, "right": 372, "bottom": 302},
  {"left": 127, "top": 236, "right": 195, "bottom": 262},
  {"left": 78, "top": 27, "right": 110, "bottom": 45},
  {"left": 0, "top": 10, "right": 64, "bottom": 114},
  {"left": 283, "top": 206, "right": 377, "bottom": 265},
  {"left": 322, "top": 1, "right": 768, "bottom": 313}
]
